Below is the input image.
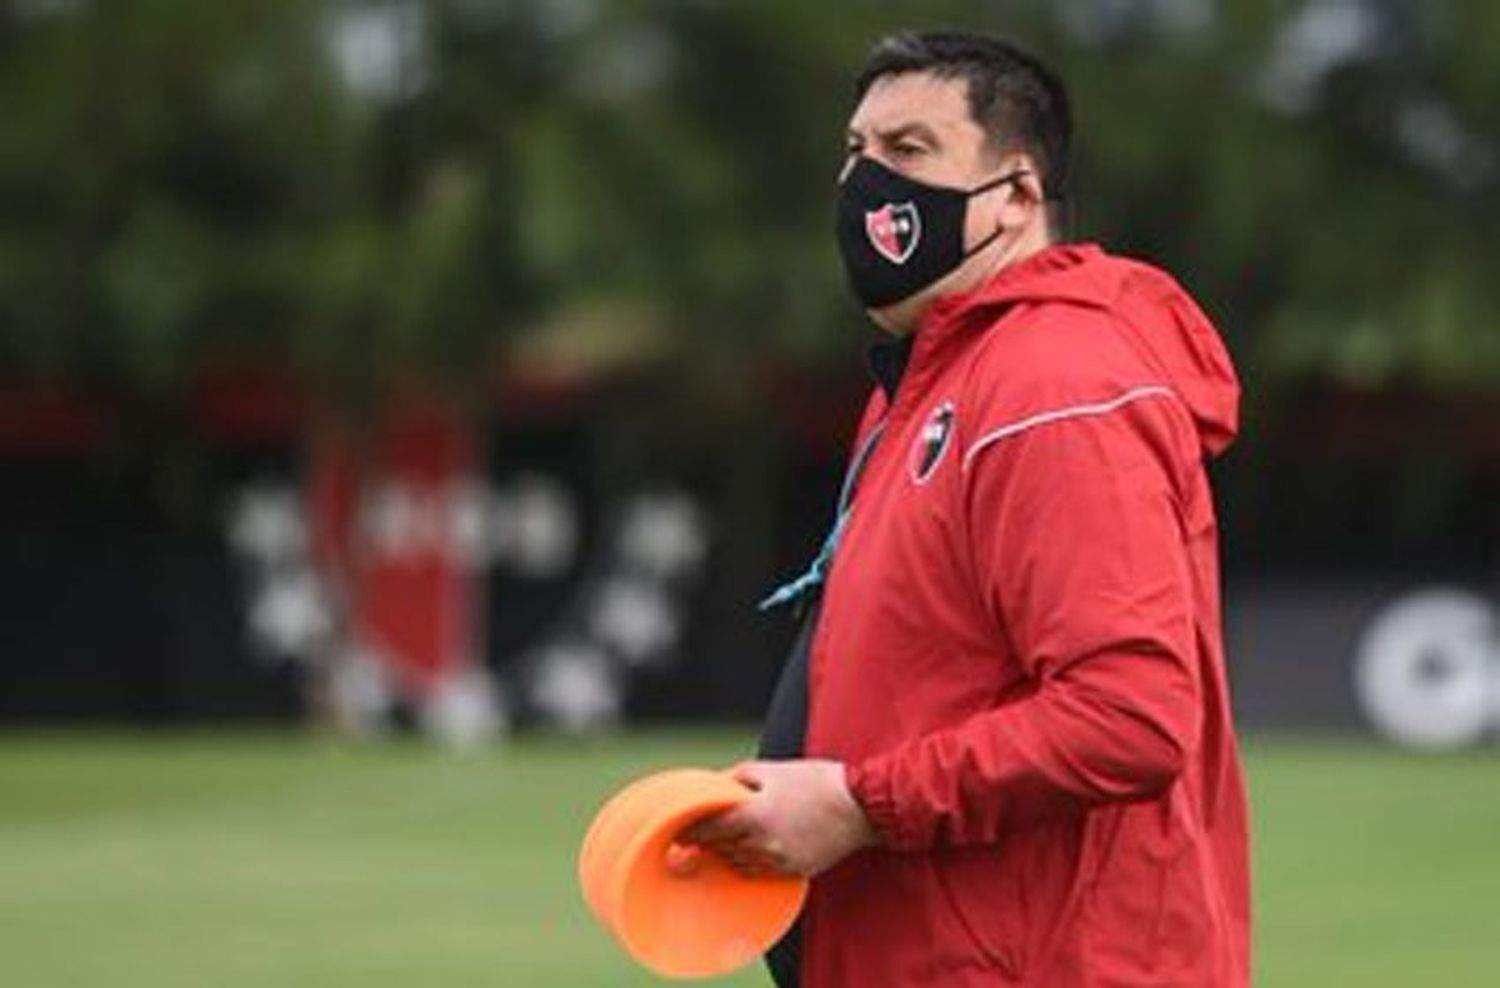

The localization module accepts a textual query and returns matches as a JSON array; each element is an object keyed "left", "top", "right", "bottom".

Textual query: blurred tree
[
  {"left": 3, "top": 0, "right": 1494, "bottom": 397},
  {"left": 0, "top": 0, "right": 1495, "bottom": 568}
]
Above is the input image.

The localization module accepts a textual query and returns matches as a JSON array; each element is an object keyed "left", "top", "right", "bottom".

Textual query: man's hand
[{"left": 680, "top": 759, "right": 876, "bottom": 878}]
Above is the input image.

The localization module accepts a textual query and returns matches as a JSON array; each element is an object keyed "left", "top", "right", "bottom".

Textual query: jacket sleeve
[{"left": 847, "top": 390, "right": 1203, "bottom": 851}]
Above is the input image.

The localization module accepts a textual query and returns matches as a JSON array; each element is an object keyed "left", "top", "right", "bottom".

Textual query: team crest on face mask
[
  {"left": 910, "top": 401, "right": 956, "bottom": 484},
  {"left": 865, "top": 202, "right": 921, "bottom": 265}
]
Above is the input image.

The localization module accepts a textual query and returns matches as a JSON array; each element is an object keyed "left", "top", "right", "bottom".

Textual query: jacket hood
[{"left": 929, "top": 242, "right": 1240, "bottom": 457}]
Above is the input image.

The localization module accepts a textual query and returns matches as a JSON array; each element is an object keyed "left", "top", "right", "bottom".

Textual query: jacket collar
[{"left": 915, "top": 241, "right": 1103, "bottom": 342}]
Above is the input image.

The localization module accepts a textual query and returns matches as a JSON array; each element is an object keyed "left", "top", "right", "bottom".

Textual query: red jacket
[{"left": 803, "top": 244, "right": 1249, "bottom": 986}]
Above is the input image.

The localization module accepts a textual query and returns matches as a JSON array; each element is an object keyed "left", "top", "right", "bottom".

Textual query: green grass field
[{"left": 0, "top": 730, "right": 1496, "bottom": 986}]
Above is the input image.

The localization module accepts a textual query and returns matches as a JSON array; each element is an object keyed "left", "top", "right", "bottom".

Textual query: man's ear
[
  {"left": 1004, "top": 151, "right": 1044, "bottom": 198},
  {"left": 992, "top": 154, "right": 1044, "bottom": 228}
]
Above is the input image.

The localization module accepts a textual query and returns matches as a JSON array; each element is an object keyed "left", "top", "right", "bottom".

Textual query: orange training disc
[{"left": 578, "top": 768, "right": 808, "bottom": 979}]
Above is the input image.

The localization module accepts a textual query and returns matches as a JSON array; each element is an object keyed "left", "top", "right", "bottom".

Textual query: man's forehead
[{"left": 847, "top": 72, "right": 974, "bottom": 136}]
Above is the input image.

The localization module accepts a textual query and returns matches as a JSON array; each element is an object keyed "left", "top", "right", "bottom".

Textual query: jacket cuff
[{"left": 847, "top": 756, "right": 920, "bottom": 851}]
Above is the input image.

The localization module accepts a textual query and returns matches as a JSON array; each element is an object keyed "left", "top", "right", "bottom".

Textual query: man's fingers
[
  {"left": 680, "top": 762, "right": 813, "bottom": 877},
  {"left": 716, "top": 839, "right": 786, "bottom": 877},
  {"left": 721, "top": 844, "right": 771, "bottom": 875},
  {"left": 679, "top": 804, "right": 756, "bottom": 846},
  {"left": 727, "top": 760, "right": 770, "bottom": 791}
]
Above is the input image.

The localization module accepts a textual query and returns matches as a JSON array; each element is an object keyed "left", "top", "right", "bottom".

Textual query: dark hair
[{"left": 855, "top": 31, "right": 1072, "bottom": 207}]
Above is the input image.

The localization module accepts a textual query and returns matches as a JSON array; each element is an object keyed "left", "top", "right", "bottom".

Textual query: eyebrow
[{"left": 846, "top": 122, "right": 942, "bottom": 148}]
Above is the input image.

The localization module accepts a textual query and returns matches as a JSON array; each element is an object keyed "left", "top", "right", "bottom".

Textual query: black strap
[{"left": 756, "top": 599, "right": 820, "bottom": 988}]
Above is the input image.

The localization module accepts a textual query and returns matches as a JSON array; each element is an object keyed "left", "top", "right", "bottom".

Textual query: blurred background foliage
[{"left": 0, "top": 0, "right": 1497, "bottom": 565}]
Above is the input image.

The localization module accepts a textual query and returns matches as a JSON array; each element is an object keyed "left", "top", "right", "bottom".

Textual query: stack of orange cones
[{"left": 578, "top": 768, "right": 808, "bottom": 979}]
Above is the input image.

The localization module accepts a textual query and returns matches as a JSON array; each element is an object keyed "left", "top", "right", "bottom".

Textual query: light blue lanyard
[{"left": 758, "top": 422, "right": 887, "bottom": 612}]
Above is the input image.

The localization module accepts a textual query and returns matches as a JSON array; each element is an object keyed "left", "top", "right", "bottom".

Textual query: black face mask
[{"left": 835, "top": 156, "right": 1029, "bottom": 309}]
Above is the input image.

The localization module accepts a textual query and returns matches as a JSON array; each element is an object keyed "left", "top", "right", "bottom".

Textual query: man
[{"left": 688, "top": 30, "right": 1250, "bottom": 987}]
